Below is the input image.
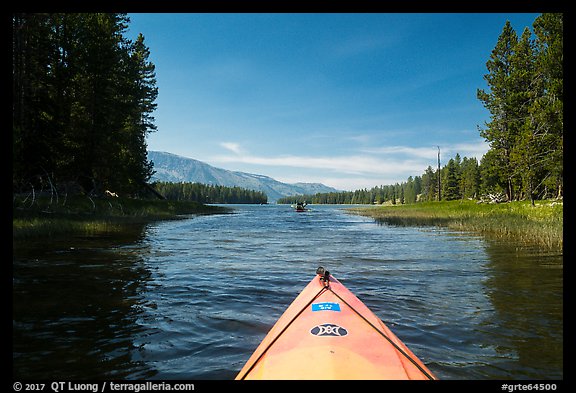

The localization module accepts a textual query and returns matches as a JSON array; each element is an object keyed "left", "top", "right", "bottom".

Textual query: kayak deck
[{"left": 236, "top": 267, "right": 436, "bottom": 380}]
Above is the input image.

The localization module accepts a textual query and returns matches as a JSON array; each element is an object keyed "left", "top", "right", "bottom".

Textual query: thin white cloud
[
  {"left": 361, "top": 139, "right": 490, "bottom": 161},
  {"left": 209, "top": 138, "right": 491, "bottom": 190},
  {"left": 361, "top": 145, "right": 439, "bottom": 159},
  {"left": 445, "top": 140, "right": 490, "bottom": 159},
  {"left": 276, "top": 175, "right": 403, "bottom": 192},
  {"left": 219, "top": 142, "right": 244, "bottom": 155},
  {"left": 212, "top": 153, "right": 425, "bottom": 177}
]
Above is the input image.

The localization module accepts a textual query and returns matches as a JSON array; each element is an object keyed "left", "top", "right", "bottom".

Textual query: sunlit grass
[
  {"left": 349, "top": 200, "right": 563, "bottom": 251},
  {"left": 13, "top": 195, "right": 230, "bottom": 239}
]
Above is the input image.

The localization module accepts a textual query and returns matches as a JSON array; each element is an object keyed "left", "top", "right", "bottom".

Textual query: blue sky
[{"left": 126, "top": 13, "right": 541, "bottom": 191}]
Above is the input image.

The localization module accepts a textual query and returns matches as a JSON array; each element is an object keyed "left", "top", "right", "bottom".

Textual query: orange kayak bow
[{"left": 236, "top": 267, "right": 437, "bottom": 380}]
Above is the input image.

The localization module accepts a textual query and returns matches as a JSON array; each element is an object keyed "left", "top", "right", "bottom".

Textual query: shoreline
[
  {"left": 14, "top": 198, "right": 563, "bottom": 252},
  {"left": 12, "top": 196, "right": 231, "bottom": 240},
  {"left": 347, "top": 200, "right": 563, "bottom": 252}
]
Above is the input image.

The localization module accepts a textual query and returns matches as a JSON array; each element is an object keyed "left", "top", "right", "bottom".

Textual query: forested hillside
[
  {"left": 153, "top": 181, "right": 267, "bottom": 204},
  {"left": 279, "top": 13, "right": 563, "bottom": 206},
  {"left": 147, "top": 150, "right": 339, "bottom": 201},
  {"left": 13, "top": 13, "right": 157, "bottom": 197}
]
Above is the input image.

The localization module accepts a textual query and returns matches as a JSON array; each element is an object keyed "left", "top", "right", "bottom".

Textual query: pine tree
[
  {"left": 531, "top": 13, "right": 563, "bottom": 199},
  {"left": 508, "top": 27, "right": 539, "bottom": 204},
  {"left": 13, "top": 14, "right": 59, "bottom": 190},
  {"left": 442, "top": 159, "right": 460, "bottom": 200},
  {"left": 117, "top": 32, "right": 158, "bottom": 194},
  {"left": 477, "top": 21, "right": 520, "bottom": 201},
  {"left": 460, "top": 157, "right": 480, "bottom": 199},
  {"left": 421, "top": 166, "right": 437, "bottom": 202},
  {"left": 12, "top": 13, "right": 159, "bottom": 196}
]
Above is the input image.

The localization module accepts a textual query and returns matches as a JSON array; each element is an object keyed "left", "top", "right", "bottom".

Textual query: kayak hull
[{"left": 236, "top": 270, "right": 436, "bottom": 380}]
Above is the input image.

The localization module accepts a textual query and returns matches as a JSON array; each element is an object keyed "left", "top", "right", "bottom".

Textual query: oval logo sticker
[{"left": 310, "top": 323, "right": 348, "bottom": 337}]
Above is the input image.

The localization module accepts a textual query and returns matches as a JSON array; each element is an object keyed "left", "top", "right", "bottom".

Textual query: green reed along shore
[
  {"left": 349, "top": 200, "right": 563, "bottom": 251},
  {"left": 13, "top": 196, "right": 230, "bottom": 239}
]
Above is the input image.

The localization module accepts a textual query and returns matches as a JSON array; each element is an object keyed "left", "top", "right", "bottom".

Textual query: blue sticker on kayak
[{"left": 311, "top": 302, "right": 341, "bottom": 312}]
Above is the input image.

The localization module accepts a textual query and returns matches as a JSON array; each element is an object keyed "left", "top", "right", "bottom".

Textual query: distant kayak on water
[
  {"left": 236, "top": 267, "right": 437, "bottom": 380},
  {"left": 291, "top": 201, "right": 310, "bottom": 212}
]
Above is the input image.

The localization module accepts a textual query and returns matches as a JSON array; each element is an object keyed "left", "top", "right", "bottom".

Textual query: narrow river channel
[{"left": 13, "top": 204, "right": 563, "bottom": 380}]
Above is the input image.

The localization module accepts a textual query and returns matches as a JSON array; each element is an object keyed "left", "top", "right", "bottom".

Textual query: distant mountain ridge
[{"left": 147, "top": 151, "right": 339, "bottom": 202}]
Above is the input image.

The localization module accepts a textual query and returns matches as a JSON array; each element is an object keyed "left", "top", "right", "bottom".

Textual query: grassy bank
[
  {"left": 13, "top": 195, "right": 231, "bottom": 239},
  {"left": 348, "top": 200, "right": 563, "bottom": 251}
]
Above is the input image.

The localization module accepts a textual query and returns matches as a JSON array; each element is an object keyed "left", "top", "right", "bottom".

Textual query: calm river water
[{"left": 13, "top": 204, "right": 563, "bottom": 380}]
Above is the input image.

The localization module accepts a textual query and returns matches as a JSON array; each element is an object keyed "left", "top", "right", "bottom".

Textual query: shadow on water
[
  {"left": 13, "top": 225, "right": 158, "bottom": 379},
  {"left": 479, "top": 241, "right": 563, "bottom": 379}
]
